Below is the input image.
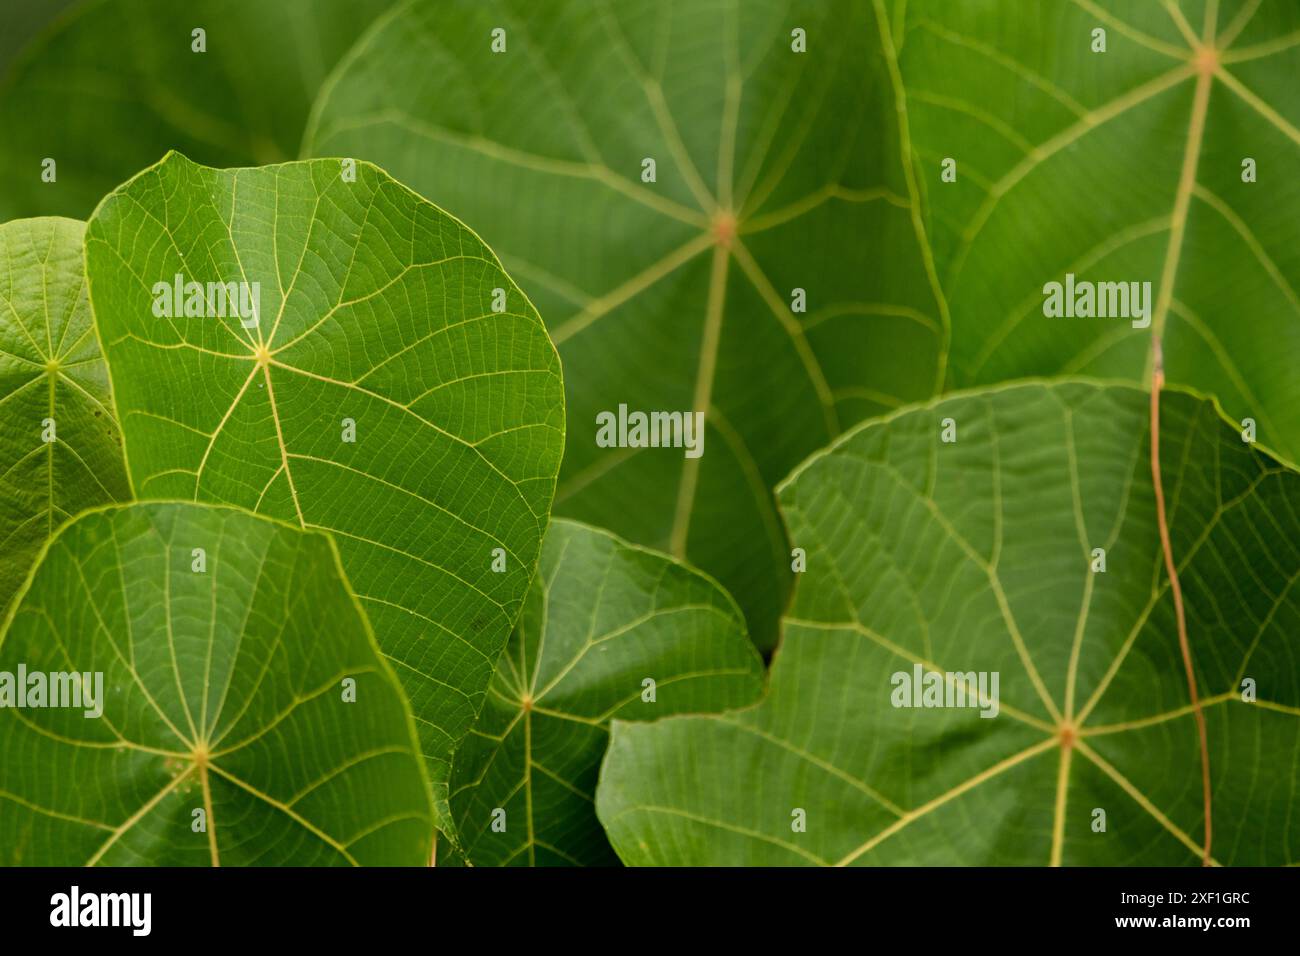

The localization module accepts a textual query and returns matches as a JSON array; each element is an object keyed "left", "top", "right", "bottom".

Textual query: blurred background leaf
[
  {"left": 306, "top": 0, "right": 950, "bottom": 652},
  {"left": 0, "top": 0, "right": 74, "bottom": 77},
  {"left": 0, "top": 0, "right": 392, "bottom": 220},
  {"left": 0, "top": 502, "right": 435, "bottom": 865}
]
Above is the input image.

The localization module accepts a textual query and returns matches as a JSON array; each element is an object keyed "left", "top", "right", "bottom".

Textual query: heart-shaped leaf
[
  {"left": 305, "top": 0, "right": 948, "bottom": 649},
  {"left": 0, "top": 0, "right": 391, "bottom": 220},
  {"left": 0, "top": 217, "right": 128, "bottom": 616},
  {"left": 0, "top": 502, "right": 434, "bottom": 865},
  {"left": 85, "top": 152, "right": 565, "bottom": 829},
  {"left": 597, "top": 381, "right": 1300, "bottom": 865},
  {"left": 897, "top": 0, "right": 1300, "bottom": 464},
  {"left": 451, "top": 518, "right": 763, "bottom": 865}
]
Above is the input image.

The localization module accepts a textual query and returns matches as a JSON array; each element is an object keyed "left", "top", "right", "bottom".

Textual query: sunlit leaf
[
  {"left": 0, "top": 502, "right": 434, "bottom": 865},
  {"left": 85, "top": 152, "right": 565, "bottom": 830},
  {"left": 0, "top": 217, "right": 128, "bottom": 616}
]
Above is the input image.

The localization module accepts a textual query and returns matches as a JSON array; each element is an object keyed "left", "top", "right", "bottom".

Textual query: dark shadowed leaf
[
  {"left": 898, "top": 0, "right": 1300, "bottom": 464},
  {"left": 305, "top": 0, "right": 949, "bottom": 649},
  {"left": 0, "top": 0, "right": 391, "bottom": 219},
  {"left": 452, "top": 518, "right": 763, "bottom": 865},
  {"left": 0, "top": 0, "right": 74, "bottom": 76},
  {"left": 598, "top": 382, "right": 1300, "bottom": 865}
]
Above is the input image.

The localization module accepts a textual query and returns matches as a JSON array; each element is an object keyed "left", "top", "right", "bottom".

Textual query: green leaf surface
[
  {"left": 85, "top": 152, "right": 565, "bottom": 830},
  {"left": 597, "top": 381, "right": 1300, "bottom": 865},
  {"left": 305, "top": 0, "right": 948, "bottom": 649},
  {"left": 0, "top": 217, "right": 129, "bottom": 616},
  {"left": 0, "top": 0, "right": 391, "bottom": 220},
  {"left": 0, "top": 502, "right": 434, "bottom": 866},
  {"left": 451, "top": 518, "right": 763, "bottom": 865},
  {"left": 898, "top": 0, "right": 1300, "bottom": 463}
]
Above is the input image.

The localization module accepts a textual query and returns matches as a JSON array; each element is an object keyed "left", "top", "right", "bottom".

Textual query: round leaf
[
  {"left": 899, "top": 0, "right": 1300, "bottom": 464},
  {"left": 452, "top": 518, "right": 763, "bottom": 865},
  {"left": 0, "top": 216, "right": 128, "bottom": 616},
  {"left": 0, "top": 502, "right": 435, "bottom": 866},
  {"left": 305, "top": 0, "right": 948, "bottom": 648},
  {"left": 85, "top": 152, "right": 565, "bottom": 829},
  {"left": 597, "top": 382, "right": 1300, "bottom": 865}
]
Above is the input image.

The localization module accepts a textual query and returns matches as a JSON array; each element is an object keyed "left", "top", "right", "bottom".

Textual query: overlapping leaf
[
  {"left": 85, "top": 152, "right": 565, "bottom": 829},
  {"left": 305, "top": 0, "right": 948, "bottom": 649},
  {"left": 597, "top": 382, "right": 1300, "bottom": 865},
  {"left": 451, "top": 518, "right": 763, "bottom": 865},
  {"left": 0, "top": 217, "right": 128, "bottom": 616},
  {"left": 0, "top": 0, "right": 391, "bottom": 220},
  {"left": 898, "top": 0, "right": 1300, "bottom": 463},
  {"left": 0, "top": 502, "right": 434, "bottom": 865}
]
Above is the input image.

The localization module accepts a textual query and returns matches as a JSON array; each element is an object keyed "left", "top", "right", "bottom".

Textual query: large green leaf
[
  {"left": 0, "top": 502, "right": 434, "bottom": 865},
  {"left": 305, "top": 0, "right": 948, "bottom": 649},
  {"left": 897, "top": 0, "right": 1300, "bottom": 463},
  {"left": 0, "top": 217, "right": 128, "bottom": 616},
  {"left": 0, "top": 0, "right": 391, "bottom": 220},
  {"left": 451, "top": 518, "right": 763, "bottom": 865},
  {"left": 597, "top": 381, "right": 1300, "bottom": 865},
  {"left": 85, "top": 152, "right": 565, "bottom": 830}
]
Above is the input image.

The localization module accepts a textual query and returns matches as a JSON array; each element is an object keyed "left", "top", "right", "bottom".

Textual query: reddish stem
[{"left": 1149, "top": 341, "right": 1212, "bottom": 865}]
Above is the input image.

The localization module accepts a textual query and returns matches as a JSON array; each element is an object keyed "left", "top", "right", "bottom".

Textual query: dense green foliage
[{"left": 0, "top": 0, "right": 1295, "bottom": 868}]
